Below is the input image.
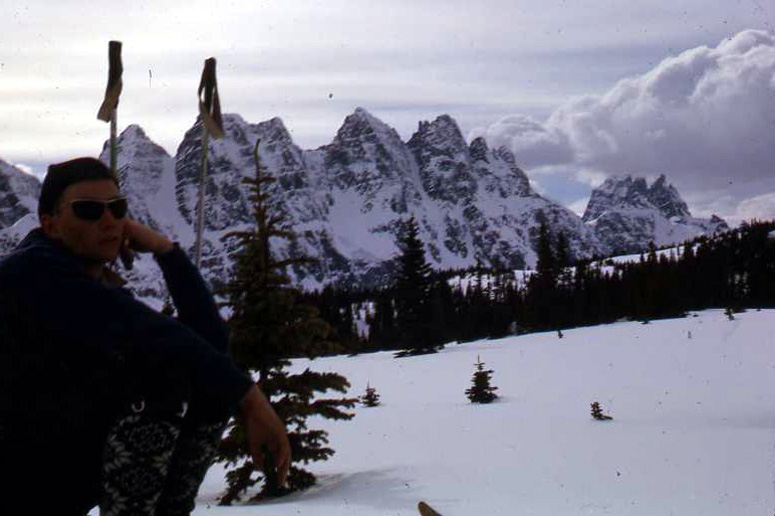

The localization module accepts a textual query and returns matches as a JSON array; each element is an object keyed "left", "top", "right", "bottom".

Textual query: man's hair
[{"left": 38, "top": 157, "right": 119, "bottom": 216}]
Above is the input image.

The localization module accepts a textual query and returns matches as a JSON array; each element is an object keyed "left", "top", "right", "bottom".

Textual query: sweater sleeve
[
  {"left": 10, "top": 246, "right": 252, "bottom": 422},
  {"left": 154, "top": 243, "right": 229, "bottom": 354}
]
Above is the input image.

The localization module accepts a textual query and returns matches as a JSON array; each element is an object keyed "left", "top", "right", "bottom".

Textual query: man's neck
[{"left": 91, "top": 262, "right": 128, "bottom": 287}]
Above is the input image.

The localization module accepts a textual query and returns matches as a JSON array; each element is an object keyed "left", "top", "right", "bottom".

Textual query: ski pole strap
[
  {"left": 197, "top": 58, "right": 224, "bottom": 139},
  {"left": 97, "top": 41, "right": 123, "bottom": 122}
]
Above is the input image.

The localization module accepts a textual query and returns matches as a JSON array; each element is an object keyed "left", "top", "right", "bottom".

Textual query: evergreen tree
[
  {"left": 217, "top": 139, "right": 356, "bottom": 504},
  {"left": 535, "top": 220, "right": 556, "bottom": 288},
  {"left": 465, "top": 356, "right": 499, "bottom": 404},
  {"left": 526, "top": 219, "right": 558, "bottom": 330},
  {"left": 368, "top": 290, "right": 398, "bottom": 350},
  {"left": 394, "top": 217, "right": 438, "bottom": 355},
  {"left": 555, "top": 230, "right": 570, "bottom": 270},
  {"left": 361, "top": 382, "right": 381, "bottom": 407},
  {"left": 590, "top": 401, "right": 613, "bottom": 421}
]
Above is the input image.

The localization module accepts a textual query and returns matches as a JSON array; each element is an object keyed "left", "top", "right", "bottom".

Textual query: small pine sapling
[
  {"left": 590, "top": 401, "right": 613, "bottom": 421},
  {"left": 557, "top": 329, "right": 563, "bottom": 339},
  {"left": 466, "top": 356, "right": 499, "bottom": 404},
  {"left": 361, "top": 382, "right": 381, "bottom": 407}
]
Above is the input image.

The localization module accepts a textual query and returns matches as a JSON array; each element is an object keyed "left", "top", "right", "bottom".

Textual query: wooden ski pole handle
[{"left": 418, "top": 501, "right": 444, "bottom": 516}]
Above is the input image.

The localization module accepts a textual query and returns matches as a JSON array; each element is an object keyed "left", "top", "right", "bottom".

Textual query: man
[{"left": 0, "top": 157, "right": 290, "bottom": 516}]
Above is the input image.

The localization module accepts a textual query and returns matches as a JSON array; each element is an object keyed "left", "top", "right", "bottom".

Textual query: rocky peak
[
  {"left": 0, "top": 159, "right": 40, "bottom": 230},
  {"left": 331, "top": 107, "right": 405, "bottom": 153},
  {"left": 583, "top": 173, "right": 728, "bottom": 255},
  {"left": 469, "top": 137, "right": 489, "bottom": 163},
  {"left": 408, "top": 115, "right": 475, "bottom": 204},
  {"left": 469, "top": 141, "right": 533, "bottom": 199},
  {"left": 252, "top": 117, "right": 311, "bottom": 195},
  {"left": 105, "top": 124, "right": 171, "bottom": 190},
  {"left": 120, "top": 124, "right": 147, "bottom": 141},
  {"left": 410, "top": 115, "right": 468, "bottom": 151},
  {"left": 255, "top": 117, "right": 294, "bottom": 149},
  {"left": 98, "top": 125, "right": 178, "bottom": 238},
  {"left": 111, "top": 124, "right": 162, "bottom": 153},
  {"left": 323, "top": 108, "right": 417, "bottom": 197},
  {"left": 583, "top": 175, "right": 653, "bottom": 222},
  {"left": 174, "top": 114, "right": 253, "bottom": 230},
  {"left": 647, "top": 174, "right": 691, "bottom": 219},
  {"left": 493, "top": 146, "right": 533, "bottom": 196},
  {"left": 216, "top": 113, "right": 253, "bottom": 149}
]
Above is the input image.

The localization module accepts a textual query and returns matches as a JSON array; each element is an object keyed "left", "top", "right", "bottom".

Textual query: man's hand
[
  {"left": 239, "top": 384, "right": 292, "bottom": 486},
  {"left": 122, "top": 219, "right": 174, "bottom": 255}
]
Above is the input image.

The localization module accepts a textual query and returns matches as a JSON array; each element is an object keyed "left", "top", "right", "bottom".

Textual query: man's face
[{"left": 41, "top": 179, "right": 127, "bottom": 263}]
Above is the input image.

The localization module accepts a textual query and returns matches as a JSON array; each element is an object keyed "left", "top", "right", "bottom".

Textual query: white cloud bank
[
  {"left": 477, "top": 29, "right": 775, "bottom": 221},
  {"left": 736, "top": 192, "right": 775, "bottom": 222}
]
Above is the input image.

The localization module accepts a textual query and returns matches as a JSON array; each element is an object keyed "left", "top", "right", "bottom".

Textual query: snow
[
  {"left": 96, "top": 308, "right": 775, "bottom": 516},
  {"left": 327, "top": 188, "right": 399, "bottom": 262},
  {"left": 7, "top": 214, "right": 38, "bottom": 240}
]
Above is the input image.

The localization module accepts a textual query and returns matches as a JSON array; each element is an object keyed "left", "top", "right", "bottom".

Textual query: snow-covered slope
[
  {"left": 183, "top": 308, "right": 775, "bottom": 515},
  {"left": 583, "top": 175, "right": 728, "bottom": 255}
]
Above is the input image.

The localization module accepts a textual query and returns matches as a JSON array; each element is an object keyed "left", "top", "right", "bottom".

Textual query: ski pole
[
  {"left": 97, "top": 41, "right": 122, "bottom": 173},
  {"left": 97, "top": 40, "right": 133, "bottom": 269},
  {"left": 194, "top": 57, "right": 224, "bottom": 268}
]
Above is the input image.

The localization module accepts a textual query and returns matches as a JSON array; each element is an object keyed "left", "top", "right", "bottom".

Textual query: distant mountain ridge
[
  {"left": 0, "top": 109, "right": 727, "bottom": 305},
  {"left": 583, "top": 175, "right": 728, "bottom": 255}
]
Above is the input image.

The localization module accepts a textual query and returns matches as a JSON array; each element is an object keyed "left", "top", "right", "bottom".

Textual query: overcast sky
[{"left": 0, "top": 0, "right": 772, "bottom": 224}]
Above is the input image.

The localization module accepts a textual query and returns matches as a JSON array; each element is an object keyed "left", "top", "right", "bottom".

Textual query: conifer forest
[{"left": 303, "top": 220, "right": 775, "bottom": 355}]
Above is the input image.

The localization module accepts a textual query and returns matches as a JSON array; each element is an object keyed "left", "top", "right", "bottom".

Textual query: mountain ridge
[
  {"left": 583, "top": 174, "right": 728, "bottom": 255},
  {"left": 0, "top": 109, "right": 727, "bottom": 304}
]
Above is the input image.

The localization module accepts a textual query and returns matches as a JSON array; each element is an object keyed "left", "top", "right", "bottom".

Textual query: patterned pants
[{"left": 100, "top": 405, "right": 225, "bottom": 516}]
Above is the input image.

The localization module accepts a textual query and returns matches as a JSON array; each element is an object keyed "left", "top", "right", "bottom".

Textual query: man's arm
[
  {"left": 239, "top": 384, "right": 292, "bottom": 486},
  {"left": 126, "top": 220, "right": 291, "bottom": 480},
  {"left": 123, "top": 219, "right": 228, "bottom": 351}
]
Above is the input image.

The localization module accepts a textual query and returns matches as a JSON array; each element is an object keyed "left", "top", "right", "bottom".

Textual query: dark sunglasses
[{"left": 68, "top": 197, "right": 129, "bottom": 221}]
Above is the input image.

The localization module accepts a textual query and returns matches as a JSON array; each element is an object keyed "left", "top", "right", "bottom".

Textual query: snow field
[{"left": 189, "top": 309, "right": 775, "bottom": 516}]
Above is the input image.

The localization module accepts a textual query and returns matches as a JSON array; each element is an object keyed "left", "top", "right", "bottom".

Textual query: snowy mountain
[
  {"left": 582, "top": 175, "right": 728, "bottom": 255},
  {"left": 0, "top": 110, "right": 728, "bottom": 303},
  {"left": 131, "top": 108, "right": 603, "bottom": 295},
  {"left": 0, "top": 159, "right": 41, "bottom": 255}
]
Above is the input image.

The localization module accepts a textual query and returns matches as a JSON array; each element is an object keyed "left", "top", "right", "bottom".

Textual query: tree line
[{"left": 303, "top": 218, "right": 775, "bottom": 354}]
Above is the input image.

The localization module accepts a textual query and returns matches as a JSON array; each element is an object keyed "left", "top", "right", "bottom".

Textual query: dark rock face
[
  {"left": 409, "top": 115, "right": 477, "bottom": 205},
  {"left": 583, "top": 175, "right": 728, "bottom": 255},
  {"left": 647, "top": 174, "right": 691, "bottom": 220},
  {"left": 0, "top": 159, "right": 39, "bottom": 229}
]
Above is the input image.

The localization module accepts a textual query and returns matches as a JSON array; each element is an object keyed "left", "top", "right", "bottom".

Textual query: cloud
[
  {"left": 482, "top": 29, "right": 775, "bottom": 218},
  {"left": 736, "top": 192, "right": 775, "bottom": 222},
  {"left": 473, "top": 115, "right": 574, "bottom": 169}
]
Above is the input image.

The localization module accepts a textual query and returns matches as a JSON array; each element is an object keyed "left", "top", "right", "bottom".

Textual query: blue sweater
[{"left": 0, "top": 228, "right": 253, "bottom": 426}]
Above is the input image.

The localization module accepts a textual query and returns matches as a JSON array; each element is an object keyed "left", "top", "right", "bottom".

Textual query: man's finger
[{"left": 275, "top": 446, "right": 291, "bottom": 486}]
